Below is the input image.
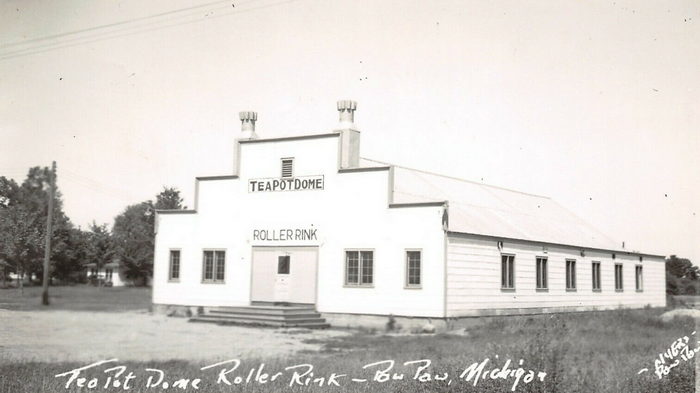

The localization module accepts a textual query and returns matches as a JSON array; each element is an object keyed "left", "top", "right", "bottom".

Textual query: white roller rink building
[{"left": 152, "top": 100, "right": 666, "bottom": 330}]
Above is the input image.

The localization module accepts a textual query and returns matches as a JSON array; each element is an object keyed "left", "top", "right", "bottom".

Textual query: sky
[{"left": 0, "top": 0, "right": 698, "bottom": 262}]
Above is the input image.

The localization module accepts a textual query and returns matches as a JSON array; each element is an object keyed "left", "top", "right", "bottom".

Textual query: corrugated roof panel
[{"left": 380, "top": 161, "right": 622, "bottom": 251}]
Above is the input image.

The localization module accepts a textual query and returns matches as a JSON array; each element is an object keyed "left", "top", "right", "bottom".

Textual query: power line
[
  {"left": 0, "top": 0, "right": 300, "bottom": 61},
  {"left": 0, "top": 0, "right": 234, "bottom": 50}
]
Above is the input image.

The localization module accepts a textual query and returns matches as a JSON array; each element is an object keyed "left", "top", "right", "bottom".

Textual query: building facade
[{"left": 152, "top": 101, "right": 665, "bottom": 329}]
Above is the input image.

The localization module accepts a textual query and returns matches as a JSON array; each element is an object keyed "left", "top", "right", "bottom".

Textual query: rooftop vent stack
[
  {"left": 336, "top": 100, "right": 360, "bottom": 169},
  {"left": 239, "top": 111, "right": 258, "bottom": 140}
]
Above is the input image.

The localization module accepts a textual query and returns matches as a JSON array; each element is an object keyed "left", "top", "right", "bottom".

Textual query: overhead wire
[{"left": 0, "top": 0, "right": 301, "bottom": 61}]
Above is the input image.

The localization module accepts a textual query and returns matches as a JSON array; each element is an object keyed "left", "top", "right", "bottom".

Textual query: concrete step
[
  {"left": 190, "top": 305, "right": 330, "bottom": 329},
  {"left": 207, "top": 307, "right": 319, "bottom": 317},
  {"left": 197, "top": 314, "right": 324, "bottom": 324},
  {"left": 206, "top": 312, "right": 323, "bottom": 321},
  {"left": 190, "top": 315, "right": 330, "bottom": 329}
]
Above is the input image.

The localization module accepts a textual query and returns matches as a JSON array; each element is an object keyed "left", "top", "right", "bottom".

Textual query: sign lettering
[
  {"left": 248, "top": 176, "right": 324, "bottom": 193},
  {"left": 253, "top": 229, "right": 318, "bottom": 242}
]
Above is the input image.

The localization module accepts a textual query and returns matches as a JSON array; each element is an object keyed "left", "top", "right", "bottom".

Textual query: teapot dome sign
[{"left": 249, "top": 175, "right": 324, "bottom": 193}]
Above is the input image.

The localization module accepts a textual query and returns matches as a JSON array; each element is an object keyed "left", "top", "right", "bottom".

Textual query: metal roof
[{"left": 361, "top": 158, "right": 636, "bottom": 253}]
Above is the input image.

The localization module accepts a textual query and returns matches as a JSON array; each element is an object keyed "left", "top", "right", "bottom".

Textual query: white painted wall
[
  {"left": 153, "top": 134, "right": 446, "bottom": 317},
  {"left": 446, "top": 235, "right": 666, "bottom": 317}
]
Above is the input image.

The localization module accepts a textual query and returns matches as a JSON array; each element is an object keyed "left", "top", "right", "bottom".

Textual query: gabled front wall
[
  {"left": 446, "top": 235, "right": 665, "bottom": 317},
  {"left": 153, "top": 135, "right": 446, "bottom": 318}
]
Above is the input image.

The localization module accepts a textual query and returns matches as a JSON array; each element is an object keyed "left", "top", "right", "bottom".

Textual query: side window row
[
  {"left": 168, "top": 249, "right": 424, "bottom": 289},
  {"left": 344, "top": 250, "right": 423, "bottom": 289},
  {"left": 168, "top": 249, "right": 226, "bottom": 284},
  {"left": 501, "top": 254, "right": 643, "bottom": 292}
]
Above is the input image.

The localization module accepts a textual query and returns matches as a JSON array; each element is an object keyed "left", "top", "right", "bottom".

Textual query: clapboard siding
[{"left": 446, "top": 235, "right": 666, "bottom": 317}]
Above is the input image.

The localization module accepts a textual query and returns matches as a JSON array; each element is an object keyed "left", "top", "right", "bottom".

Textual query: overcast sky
[{"left": 1, "top": 0, "right": 698, "bottom": 262}]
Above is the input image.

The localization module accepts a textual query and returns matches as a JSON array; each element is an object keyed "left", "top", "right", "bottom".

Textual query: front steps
[{"left": 189, "top": 305, "right": 330, "bottom": 329}]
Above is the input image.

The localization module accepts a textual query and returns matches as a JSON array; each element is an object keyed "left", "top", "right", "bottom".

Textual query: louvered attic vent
[{"left": 281, "top": 158, "right": 294, "bottom": 178}]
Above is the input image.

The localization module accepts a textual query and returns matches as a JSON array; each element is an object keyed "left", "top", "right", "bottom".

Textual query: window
[
  {"left": 105, "top": 269, "right": 113, "bottom": 280},
  {"left": 536, "top": 257, "right": 547, "bottom": 290},
  {"left": 406, "top": 250, "right": 422, "bottom": 288},
  {"left": 615, "top": 264, "right": 623, "bottom": 291},
  {"left": 501, "top": 254, "right": 515, "bottom": 289},
  {"left": 278, "top": 256, "right": 290, "bottom": 275},
  {"left": 202, "top": 250, "right": 225, "bottom": 283},
  {"left": 566, "top": 259, "right": 577, "bottom": 290},
  {"left": 592, "top": 262, "right": 601, "bottom": 291},
  {"left": 169, "top": 250, "right": 180, "bottom": 281},
  {"left": 345, "top": 250, "right": 373, "bottom": 286},
  {"left": 635, "top": 265, "right": 643, "bottom": 292},
  {"left": 281, "top": 158, "right": 294, "bottom": 178}
]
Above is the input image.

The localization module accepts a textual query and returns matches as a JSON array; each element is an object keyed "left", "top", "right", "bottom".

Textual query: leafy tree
[
  {"left": 84, "top": 222, "right": 115, "bottom": 284},
  {"left": 112, "top": 187, "right": 185, "bottom": 286},
  {"left": 666, "top": 255, "right": 698, "bottom": 296},
  {"left": 666, "top": 255, "right": 698, "bottom": 280},
  {"left": 0, "top": 167, "right": 81, "bottom": 292},
  {"left": 156, "top": 187, "right": 186, "bottom": 210}
]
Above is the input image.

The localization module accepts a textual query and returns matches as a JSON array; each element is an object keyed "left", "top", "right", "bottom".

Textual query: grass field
[
  {"left": 0, "top": 285, "right": 151, "bottom": 311},
  {"left": 0, "top": 286, "right": 696, "bottom": 392}
]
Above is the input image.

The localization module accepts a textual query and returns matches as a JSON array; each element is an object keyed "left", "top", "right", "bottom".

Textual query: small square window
[
  {"left": 536, "top": 257, "right": 547, "bottom": 289},
  {"left": 345, "top": 250, "right": 373, "bottom": 287},
  {"left": 592, "top": 261, "right": 601, "bottom": 291},
  {"left": 615, "top": 264, "right": 624, "bottom": 291},
  {"left": 169, "top": 250, "right": 180, "bottom": 281},
  {"left": 566, "top": 259, "right": 577, "bottom": 290},
  {"left": 406, "top": 251, "right": 422, "bottom": 288},
  {"left": 202, "top": 250, "right": 225, "bottom": 283},
  {"left": 501, "top": 254, "right": 515, "bottom": 289},
  {"left": 635, "top": 265, "right": 643, "bottom": 292}
]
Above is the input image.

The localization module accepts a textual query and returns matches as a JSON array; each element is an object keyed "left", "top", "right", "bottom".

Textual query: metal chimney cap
[
  {"left": 239, "top": 111, "right": 257, "bottom": 121},
  {"left": 337, "top": 100, "right": 357, "bottom": 111}
]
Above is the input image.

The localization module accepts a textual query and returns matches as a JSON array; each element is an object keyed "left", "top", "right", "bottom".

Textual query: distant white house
[{"left": 85, "top": 261, "right": 126, "bottom": 287}]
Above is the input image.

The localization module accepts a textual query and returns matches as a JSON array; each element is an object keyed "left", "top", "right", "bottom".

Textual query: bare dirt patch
[{"left": 0, "top": 309, "right": 349, "bottom": 364}]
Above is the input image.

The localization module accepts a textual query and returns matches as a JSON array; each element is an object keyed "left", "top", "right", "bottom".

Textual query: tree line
[{"left": 0, "top": 166, "right": 185, "bottom": 289}]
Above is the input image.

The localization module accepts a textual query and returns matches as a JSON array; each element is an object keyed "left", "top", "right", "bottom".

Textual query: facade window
[
  {"left": 202, "top": 250, "right": 226, "bottom": 283},
  {"left": 281, "top": 158, "right": 294, "bottom": 178},
  {"left": 536, "top": 257, "right": 547, "bottom": 290},
  {"left": 592, "top": 261, "right": 601, "bottom": 291},
  {"left": 635, "top": 265, "right": 643, "bottom": 292},
  {"left": 406, "top": 250, "right": 422, "bottom": 288},
  {"left": 105, "top": 269, "right": 113, "bottom": 280},
  {"left": 278, "top": 256, "right": 290, "bottom": 275},
  {"left": 566, "top": 259, "right": 577, "bottom": 290},
  {"left": 615, "top": 264, "right": 623, "bottom": 291},
  {"left": 169, "top": 250, "right": 180, "bottom": 281},
  {"left": 501, "top": 254, "right": 515, "bottom": 289},
  {"left": 345, "top": 250, "right": 373, "bottom": 286}
]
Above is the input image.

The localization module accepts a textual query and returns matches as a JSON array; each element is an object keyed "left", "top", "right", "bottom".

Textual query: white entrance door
[{"left": 251, "top": 247, "right": 317, "bottom": 304}]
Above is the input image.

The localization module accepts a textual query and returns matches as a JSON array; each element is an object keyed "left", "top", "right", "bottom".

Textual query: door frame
[{"left": 249, "top": 245, "right": 319, "bottom": 305}]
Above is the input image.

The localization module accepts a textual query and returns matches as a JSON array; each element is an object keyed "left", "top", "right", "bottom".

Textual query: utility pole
[{"left": 41, "top": 161, "right": 56, "bottom": 306}]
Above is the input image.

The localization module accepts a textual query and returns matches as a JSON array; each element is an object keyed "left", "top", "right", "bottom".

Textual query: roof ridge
[{"left": 360, "top": 157, "right": 552, "bottom": 199}]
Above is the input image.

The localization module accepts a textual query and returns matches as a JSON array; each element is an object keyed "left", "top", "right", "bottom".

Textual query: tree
[
  {"left": 0, "top": 168, "right": 84, "bottom": 292},
  {"left": 667, "top": 255, "right": 698, "bottom": 280},
  {"left": 666, "top": 255, "right": 698, "bottom": 296},
  {"left": 156, "top": 187, "right": 186, "bottom": 210},
  {"left": 112, "top": 187, "right": 185, "bottom": 286},
  {"left": 84, "top": 222, "right": 115, "bottom": 286}
]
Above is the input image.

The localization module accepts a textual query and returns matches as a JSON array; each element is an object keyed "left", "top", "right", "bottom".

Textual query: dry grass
[{"left": 0, "top": 307, "right": 695, "bottom": 393}]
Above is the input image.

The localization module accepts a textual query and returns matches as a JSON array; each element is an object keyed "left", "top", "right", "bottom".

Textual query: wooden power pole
[{"left": 41, "top": 161, "right": 56, "bottom": 306}]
